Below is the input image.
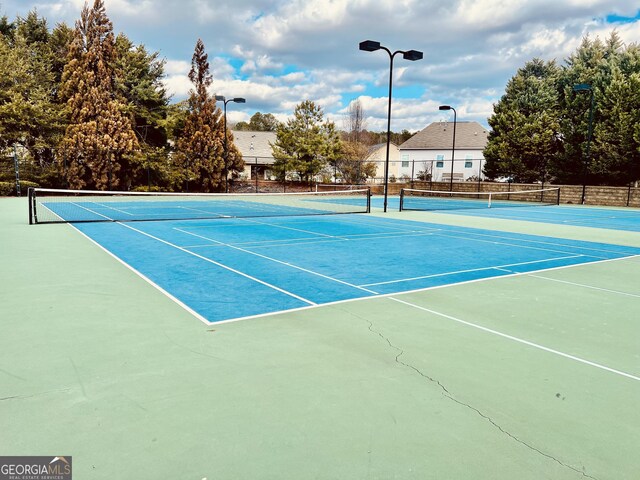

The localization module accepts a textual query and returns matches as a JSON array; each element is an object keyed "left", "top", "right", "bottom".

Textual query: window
[
  {"left": 465, "top": 161, "right": 473, "bottom": 168},
  {"left": 436, "top": 161, "right": 444, "bottom": 168},
  {"left": 436, "top": 154, "right": 444, "bottom": 168},
  {"left": 401, "top": 154, "right": 409, "bottom": 168}
]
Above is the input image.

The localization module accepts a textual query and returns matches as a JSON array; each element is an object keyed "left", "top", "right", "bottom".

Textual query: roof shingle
[{"left": 400, "top": 121, "right": 489, "bottom": 150}]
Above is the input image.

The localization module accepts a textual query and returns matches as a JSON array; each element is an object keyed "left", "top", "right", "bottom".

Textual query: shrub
[
  {"left": 0, "top": 181, "right": 40, "bottom": 196},
  {"left": 0, "top": 182, "right": 13, "bottom": 196}
]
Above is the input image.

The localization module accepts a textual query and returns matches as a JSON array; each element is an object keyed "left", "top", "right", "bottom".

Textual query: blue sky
[{"left": 3, "top": 1, "right": 640, "bottom": 132}]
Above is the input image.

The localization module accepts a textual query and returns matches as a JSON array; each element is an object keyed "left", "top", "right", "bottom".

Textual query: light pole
[
  {"left": 215, "top": 95, "right": 246, "bottom": 193},
  {"left": 572, "top": 84, "right": 594, "bottom": 205},
  {"left": 439, "top": 105, "right": 457, "bottom": 192},
  {"left": 359, "top": 40, "right": 423, "bottom": 212}
]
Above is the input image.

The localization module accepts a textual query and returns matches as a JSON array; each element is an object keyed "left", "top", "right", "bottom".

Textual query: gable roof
[
  {"left": 231, "top": 130, "right": 276, "bottom": 158},
  {"left": 366, "top": 142, "right": 398, "bottom": 156},
  {"left": 400, "top": 121, "right": 489, "bottom": 150}
]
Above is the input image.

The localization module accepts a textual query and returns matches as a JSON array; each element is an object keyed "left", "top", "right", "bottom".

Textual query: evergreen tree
[
  {"left": 553, "top": 35, "right": 616, "bottom": 184},
  {"left": 0, "top": 15, "right": 16, "bottom": 40},
  {"left": 59, "top": 0, "right": 138, "bottom": 190},
  {"left": 591, "top": 66, "right": 640, "bottom": 185},
  {"left": 271, "top": 100, "right": 342, "bottom": 183},
  {"left": 176, "top": 39, "right": 241, "bottom": 192},
  {"left": 0, "top": 11, "right": 66, "bottom": 184},
  {"left": 114, "top": 33, "right": 168, "bottom": 148},
  {"left": 484, "top": 59, "right": 561, "bottom": 182},
  {"left": 49, "top": 23, "right": 75, "bottom": 90},
  {"left": 235, "top": 112, "right": 279, "bottom": 131},
  {"left": 114, "top": 33, "right": 171, "bottom": 189}
]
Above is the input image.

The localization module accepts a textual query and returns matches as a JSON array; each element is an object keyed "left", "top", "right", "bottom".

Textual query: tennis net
[
  {"left": 315, "top": 183, "right": 371, "bottom": 192},
  {"left": 28, "top": 187, "right": 371, "bottom": 224},
  {"left": 399, "top": 187, "right": 561, "bottom": 212}
]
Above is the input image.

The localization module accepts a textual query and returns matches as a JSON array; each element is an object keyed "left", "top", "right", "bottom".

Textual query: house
[
  {"left": 365, "top": 142, "right": 401, "bottom": 183},
  {"left": 399, "top": 121, "right": 489, "bottom": 182},
  {"left": 231, "top": 130, "right": 277, "bottom": 179}
]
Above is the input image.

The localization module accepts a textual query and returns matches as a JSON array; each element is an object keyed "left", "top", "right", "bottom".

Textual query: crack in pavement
[{"left": 359, "top": 313, "right": 597, "bottom": 480}]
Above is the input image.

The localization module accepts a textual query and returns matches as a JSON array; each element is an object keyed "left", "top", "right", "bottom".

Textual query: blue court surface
[
  {"left": 380, "top": 193, "right": 640, "bottom": 232},
  {"left": 438, "top": 204, "right": 640, "bottom": 232},
  {"left": 73, "top": 214, "right": 640, "bottom": 323}
]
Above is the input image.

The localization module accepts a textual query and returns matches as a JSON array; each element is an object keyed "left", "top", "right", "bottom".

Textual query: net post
[
  {"left": 28, "top": 187, "right": 35, "bottom": 224},
  {"left": 399, "top": 188, "right": 405, "bottom": 211},
  {"left": 366, "top": 188, "right": 371, "bottom": 213},
  {"left": 556, "top": 187, "right": 561, "bottom": 205}
]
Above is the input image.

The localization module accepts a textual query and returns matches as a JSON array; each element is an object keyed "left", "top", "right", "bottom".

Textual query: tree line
[
  {"left": 484, "top": 32, "right": 640, "bottom": 187},
  {"left": 0, "top": 1, "right": 242, "bottom": 192},
  {"left": 0, "top": 1, "right": 409, "bottom": 193}
]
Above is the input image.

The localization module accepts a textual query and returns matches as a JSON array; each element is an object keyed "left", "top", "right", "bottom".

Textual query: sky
[{"left": 2, "top": 0, "right": 640, "bottom": 132}]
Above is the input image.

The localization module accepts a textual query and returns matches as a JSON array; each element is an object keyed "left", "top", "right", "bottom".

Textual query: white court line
[
  {"left": 218, "top": 252, "right": 637, "bottom": 325},
  {"left": 116, "top": 222, "right": 316, "bottom": 306},
  {"left": 190, "top": 215, "right": 346, "bottom": 239},
  {"left": 174, "top": 228, "right": 379, "bottom": 295},
  {"left": 239, "top": 231, "right": 439, "bottom": 250},
  {"left": 388, "top": 297, "right": 640, "bottom": 383},
  {"left": 348, "top": 214, "right": 640, "bottom": 259},
  {"left": 235, "top": 216, "right": 344, "bottom": 239},
  {"left": 177, "top": 205, "right": 229, "bottom": 217},
  {"left": 526, "top": 273, "right": 640, "bottom": 299},
  {"left": 430, "top": 229, "right": 627, "bottom": 259},
  {"left": 70, "top": 202, "right": 114, "bottom": 221},
  {"left": 360, "top": 254, "right": 584, "bottom": 287},
  {"left": 182, "top": 231, "right": 437, "bottom": 251},
  {"left": 39, "top": 202, "right": 65, "bottom": 222},
  {"left": 364, "top": 215, "right": 639, "bottom": 258},
  {"left": 94, "top": 202, "right": 134, "bottom": 216}
]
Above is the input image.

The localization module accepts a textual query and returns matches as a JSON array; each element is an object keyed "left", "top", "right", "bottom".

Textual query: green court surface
[{"left": 1, "top": 196, "right": 639, "bottom": 480}]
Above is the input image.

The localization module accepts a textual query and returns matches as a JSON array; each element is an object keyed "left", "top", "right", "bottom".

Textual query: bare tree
[{"left": 344, "top": 99, "right": 367, "bottom": 143}]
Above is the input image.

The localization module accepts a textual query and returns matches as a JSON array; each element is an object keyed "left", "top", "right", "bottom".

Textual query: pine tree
[
  {"left": 591, "top": 66, "right": 640, "bottom": 185},
  {"left": 271, "top": 100, "right": 342, "bottom": 184},
  {"left": 59, "top": 0, "right": 138, "bottom": 190},
  {"left": 176, "top": 39, "right": 230, "bottom": 192},
  {"left": 483, "top": 59, "right": 561, "bottom": 182},
  {"left": 113, "top": 33, "right": 171, "bottom": 189},
  {"left": 0, "top": 11, "right": 66, "bottom": 184}
]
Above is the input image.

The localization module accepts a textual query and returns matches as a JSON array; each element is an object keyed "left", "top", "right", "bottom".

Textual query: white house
[
  {"left": 399, "top": 121, "right": 489, "bottom": 182},
  {"left": 365, "top": 142, "right": 401, "bottom": 183}
]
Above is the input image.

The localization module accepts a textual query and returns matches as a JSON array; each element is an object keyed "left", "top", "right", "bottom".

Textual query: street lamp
[
  {"left": 215, "top": 95, "right": 246, "bottom": 193},
  {"left": 359, "top": 40, "right": 423, "bottom": 212},
  {"left": 572, "top": 84, "right": 594, "bottom": 205},
  {"left": 439, "top": 105, "right": 457, "bottom": 192}
]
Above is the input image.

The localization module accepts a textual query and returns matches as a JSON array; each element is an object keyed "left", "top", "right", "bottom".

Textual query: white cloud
[{"left": 4, "top": 0, "right": 640, "bottom": 130}]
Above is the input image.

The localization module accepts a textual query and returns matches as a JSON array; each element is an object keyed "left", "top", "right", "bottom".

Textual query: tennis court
[
  {"left": 431, "top": 204, "right": 640, "bottom": 232},
  {"left": 71, "top": 215, "right": 640, "bottom": 323},
  {"left": 399, "top": 187, "right": 640, "bottom": 232},
  {"left": 2, "top": 189, "right": 640, "bottom": 479}
]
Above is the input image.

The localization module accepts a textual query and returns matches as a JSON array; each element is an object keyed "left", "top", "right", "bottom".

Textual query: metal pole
[
  {"left": 255, "top": 158, "right": 258, "bottom": 193},
  {"left": 411, "top": 160, "right": 415, "bottom": 188},
  {"left": 581, "top": 90, "right": 594, "bottom": 205},
  {"left": 430, "top": 160, "right": 434, "bottom": 189},
  {"left": 223, "top": 100, "right": 229, "bottom": 193},
  {"left": 382, "top": 50, "right": 396, "bottom": 213},
  {"left": 449, "top": 108, "right": 457, "bottom": 192},
  {"left": 13, "top": 145, "right": 21, "bottom": 197}
]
